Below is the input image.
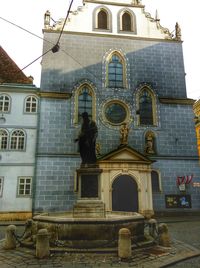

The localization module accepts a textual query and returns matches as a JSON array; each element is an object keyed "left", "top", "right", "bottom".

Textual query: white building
[{"left": 0, "top": 46, "right": 39, "bottom": 220}]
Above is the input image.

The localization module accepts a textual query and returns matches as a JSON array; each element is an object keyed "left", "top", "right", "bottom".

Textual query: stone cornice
[
  {"left": 39, "top": 92, "right": 72, "bottom": 99},
  {"left": 159, "top": 98, "right": 195, "bottom": 105},
  {"left": 0, "top": 84, "right": 38, "bottom": 93},
  {"left": 43, "top": 29, "right": 180, "bottom": 43},
  {"left": 84, "top": 0, "right": 144, "bottom": 8}
]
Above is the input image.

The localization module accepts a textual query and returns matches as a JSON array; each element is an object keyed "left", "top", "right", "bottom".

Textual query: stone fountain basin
[{"left": 33, "top": 211, "right": 145, "bottom": 248}]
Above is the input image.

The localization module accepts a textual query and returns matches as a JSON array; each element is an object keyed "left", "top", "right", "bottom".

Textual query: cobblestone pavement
[{"left": 0, "top": 217, "right": 200, "bottom": 267}]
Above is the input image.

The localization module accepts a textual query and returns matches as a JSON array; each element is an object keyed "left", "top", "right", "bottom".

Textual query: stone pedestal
[{"left": 73, "top": 166, "right": 105, "bottom": 218}]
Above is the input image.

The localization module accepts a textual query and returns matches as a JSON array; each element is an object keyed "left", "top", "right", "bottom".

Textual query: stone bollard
[
  {"left": 148, "top": 218, "right": 158, "bottom": 238},
  {"left": 36, "top": 229, "right": 50, "bottom": 259},
  {"left": 118, "top": 228, "right": 132, "bottom": 260},
  {"left": 3, "top": 225, "right": 17, "bottom": 250},
  {"left": 158, "top": 223, "right": 171, "bottom": 247}
]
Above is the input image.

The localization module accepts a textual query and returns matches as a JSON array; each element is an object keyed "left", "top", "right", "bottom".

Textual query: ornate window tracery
[
  {"left": 73, "top": 83, "right": 96, "bottom": 125},
  {"left": 10, "top": 130, "right": 25, "bottom": 150}
]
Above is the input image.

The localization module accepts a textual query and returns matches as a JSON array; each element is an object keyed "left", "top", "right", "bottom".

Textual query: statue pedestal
[{"left": 73, "top": 166, "right": 105, "bottom": 218}]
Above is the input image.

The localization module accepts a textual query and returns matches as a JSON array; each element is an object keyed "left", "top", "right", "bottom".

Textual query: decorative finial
[
  {"left": 155, "top": 10, "right": 160, "bottom": 21},
  {"left": 44, "top": 10, "right": 51, "bottom": 29},
  {"left": 175, "top": 22, "right": 182, "bottom": 41}
]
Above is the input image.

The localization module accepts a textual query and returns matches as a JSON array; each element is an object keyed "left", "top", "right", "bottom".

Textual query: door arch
[{"left": 112, "top": 175, "right": 138, "bottom": 212}]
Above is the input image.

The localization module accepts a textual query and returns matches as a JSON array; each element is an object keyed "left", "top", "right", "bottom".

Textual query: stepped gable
[{"left": 0, "top": 46, "right": 32, "bottom": 84}]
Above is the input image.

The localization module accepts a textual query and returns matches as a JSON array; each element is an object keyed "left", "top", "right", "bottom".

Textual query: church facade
[{"left": 34, "top": 0, "right": 200, "bottom": 216}]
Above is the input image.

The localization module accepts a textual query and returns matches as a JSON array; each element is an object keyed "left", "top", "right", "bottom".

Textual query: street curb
[{"left": 160, "top": 251, "right": 200, "bottom": 267}]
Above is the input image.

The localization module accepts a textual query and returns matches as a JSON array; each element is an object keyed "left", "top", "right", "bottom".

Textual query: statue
[
  {"left": 175, "top": 22, "right": 181, "bottom": 41},
  {"left": 120, "top": 123, "right": 129, "bottom": 145},
  {"left": 145, "top": 133, "right": 155, "bottom": 154},
  {"left": 75, "top": 112, "right": 98, "bottom": 165}
]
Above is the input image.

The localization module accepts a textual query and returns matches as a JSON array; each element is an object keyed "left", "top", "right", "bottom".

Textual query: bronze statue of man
[{"left": 75, "top": 112, "right": 98, "bottom": 165}]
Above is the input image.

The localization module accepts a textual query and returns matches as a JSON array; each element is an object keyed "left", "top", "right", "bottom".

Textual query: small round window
[{"left": 104, "top": 102, "right": 127, "bottom": 125}]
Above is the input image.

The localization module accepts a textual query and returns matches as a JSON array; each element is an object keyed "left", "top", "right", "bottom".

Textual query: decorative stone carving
[
  {"left": 3, "top": 225, "right": 17, "bottom": 250},
  {"left": 120, "top": 123, "right": 129, "bottom": 145},
  {"left": 175, "top": 22, "right": 182, "bottom": 41},
  {"left": 145, "top": 133, "right": 155, "bottom": 154}
]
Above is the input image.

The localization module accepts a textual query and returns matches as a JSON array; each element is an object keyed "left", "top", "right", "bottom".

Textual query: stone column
[
  {"left": 36, "top": 229, "right": 50, "bottom": 258},
  {"left": 3, "top": 225, "right": 17, "bottom": 250},
  {"left": 118, "top": 228, "right": 132, "bottom": 259}
]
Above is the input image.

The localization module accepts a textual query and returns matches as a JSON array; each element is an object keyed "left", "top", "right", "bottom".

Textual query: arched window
[
  {"left": 97, "top": 9, "right": 108, "bottom": 29},
  {"left": 122, "top": 12, "right": 132, "bottom": 31},
  {"left": 10, "top": 130, "right": 25, "bottom": 150},
  {"left": 118, "top": 9, "right": 136, "bottom": 34},
  {"left": 78, "top": 86, "right": 93, "bottom": 122},
  {"left": 25, "top": 96, "right": 38, "bottom": 113},
  {"left": 108, "top": 54, "right": 124, "bottom": 88},
  {"left": 0, "top": 94, "right": 11, "bottom": 112},
  {"left": 139, "top": 89, "right": 153, "bottom": 125},
  {"left": 151, "top": 170, "right": 161, "bottom": 192},
  {"left": 93, "top": 6, "right": 112, "bottom": 32},
  {"left": 0, "top": 129, "right": 8, "bottom": 150}
]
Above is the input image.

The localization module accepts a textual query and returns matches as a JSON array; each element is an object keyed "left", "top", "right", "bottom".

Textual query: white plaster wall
[
  {"left": 0, "top": 166, "right": 33, "bottom": 212},
  {"left": 55, "top": 2, "right": 170, "bottom": 39}
]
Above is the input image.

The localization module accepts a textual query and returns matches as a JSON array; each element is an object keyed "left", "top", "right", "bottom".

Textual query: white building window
[
  {"left": 0, "top": 94, "right": 11, "bottom": 112},
  {"left": 0, "top": 129, "right": 9, "bottom": 150},
  {"left": 0, "top": 177, "right": 3, "bottom": 197},
  {"left": 25, "top": 96, "right": 38, "bottom": 113},
  {"left": 17, "top": 177, "right": 32, "bottom": 196},
  {"left": 10, "top": 130, "right": 25, "bottom": 150}
]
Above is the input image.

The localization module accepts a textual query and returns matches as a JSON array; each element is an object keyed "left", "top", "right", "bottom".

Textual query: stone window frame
[
  {"left": 117, "top": 8, "right": 137, "bottom": 34},
  {"left": 24, "top": 95, "right": 38, "bottom": 113},
  {"left": 72, "top": 81, "right": 96, "bottom": 126},
  {"left": 151, "top": 170, "right": 162, "bottom": 193},
  {"left": 0, "top": 93, "right": 11, "bottom": 113},
  {"left": 0, "top": 128, "right": 9, "bottom": 150},
  {"left": 105, "top": 50, "right": 128, "bottom": 89},
  {"left": 10, "top": 129, "right": 26, "bottom": 151},
  {"left": 93, "top": 5, "right": 112, "bottom": 33},
  {"left": 101, "top": 99, "right": 131, "bottom": 127},
  {"left": 136, "top": 85, "right": 158, "bottom": 127},
  {"left": 17, "top": 176, "right": 32, "bottom": 197},
  {"left": 0, "top": 177, "right": 4, "bottom": 197}
]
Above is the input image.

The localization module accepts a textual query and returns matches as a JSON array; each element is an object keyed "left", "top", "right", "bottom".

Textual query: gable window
[
  {"left": 17, "top": 177, "right": 32, "bottom": 196},
  {"left": 93, "top": 6, "right": 112, "bottom": 32},
  {"left": 97, "top": 9, "right": 108, "bottom": 29},
  {"left": 108, "top": 54, "right": 124, "bottom": 88},
  {"left": 118, "top": 9, "right": 136, "bottom": 34},
  {"left": 151, "top": 170, "right": 161, "bottom": 192},
  {"left": 122, "top": 12, "right": 132, "bottom": 31},
  {"left": 25, "top": 96, "right": 37, "bottom": 113},
  {"left": 0, "top": 177, "right": 3, "bottom": 197},
  {"left": 10, "top": 130, "right": 25, "bottom": 150},
  {"left": 0, "top": 94, "right": 10, "bottom": 112},
  {"left": 0, "top": 129, "right": 8, "bottom": 150}
]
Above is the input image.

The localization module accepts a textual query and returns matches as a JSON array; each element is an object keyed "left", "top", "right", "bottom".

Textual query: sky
[{"left": 0, "top": 0, "right": 199, "bottom": 100}]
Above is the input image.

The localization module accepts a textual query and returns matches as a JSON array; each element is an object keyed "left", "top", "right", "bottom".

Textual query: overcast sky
[{"left": 0, "top": 0, "right": 199, "bottom": 100}]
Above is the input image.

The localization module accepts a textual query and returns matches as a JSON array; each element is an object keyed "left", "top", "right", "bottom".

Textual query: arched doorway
[{"left": 112, "top": 175, "right": 138, "bottom": 212}]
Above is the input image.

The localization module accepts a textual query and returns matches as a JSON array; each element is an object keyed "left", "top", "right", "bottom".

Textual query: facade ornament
[
  {"left": 44, "top": 10, "right": 51, "bottom": 29},
  {"left": 175, "top": 22, "right": 182, "bottom": 41},
  {"left": 145, "top": 133, "right": 155, "bottom": 154},
  {"left": 120, "top": 123, "right": 129, "bottom": 146}
]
